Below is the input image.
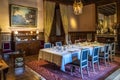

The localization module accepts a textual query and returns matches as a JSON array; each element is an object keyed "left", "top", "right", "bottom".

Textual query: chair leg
[
  {"left": 87, "top": 66, "right": 89, "bottom": 77},
  {"left": 80, "top": 68, "right": 83, "bottom": 79},
  {"left": 97, "top": 62, "right": 100, "bottom": 71},
  {"left": 92, "top": 62, "right": 95, "bottom": 72},
  {"left": 110, "top": 54, "right": 113, "bottom": 62},
  {"left": 112, "top": 54, "right": 115, "bottom": 61},
  {"left": 104, "top": 58, "right": 107, "bottom": 67},
  {"left": 70, "top": 66, "right": 75, "bottom": 75},
  {"left": 107, "top": 57, "right": 110, "bottom": 66}
]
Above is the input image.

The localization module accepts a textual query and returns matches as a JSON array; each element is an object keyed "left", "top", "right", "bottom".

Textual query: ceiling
[
  {"left": 98, "top": 3, "right": 116, "bottom": 16},
  {"left": 46, "top": 0, "right": 117, "bottom": 16},
  {"left": 46, "top": 0, "right": 101, "bottom": 5}
]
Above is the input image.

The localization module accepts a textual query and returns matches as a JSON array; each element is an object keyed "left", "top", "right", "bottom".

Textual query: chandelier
[{"left": 73, "top": 0, "right": 83, "bottom": 15}]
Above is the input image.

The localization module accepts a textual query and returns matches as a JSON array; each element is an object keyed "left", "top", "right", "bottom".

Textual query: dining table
[{"left": 38, "top": 42, "right": 105, "bottom": 72}]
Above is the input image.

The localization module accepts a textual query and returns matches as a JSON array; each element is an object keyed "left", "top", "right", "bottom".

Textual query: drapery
[
  {"left": 44, "top": 1, "right": 55, "bottom": 42},
  {"left": 60, "top": 4, "right": 69, "bottom": 44}
]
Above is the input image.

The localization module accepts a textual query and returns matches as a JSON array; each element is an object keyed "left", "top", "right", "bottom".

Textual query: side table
[{"left": 0, "top": 60, "right": 9, "bottom": 80}]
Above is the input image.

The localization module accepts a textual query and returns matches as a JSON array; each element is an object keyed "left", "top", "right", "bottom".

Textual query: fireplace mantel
[{"left": 95, "top": 34, "right": 117, "bottom": 43}]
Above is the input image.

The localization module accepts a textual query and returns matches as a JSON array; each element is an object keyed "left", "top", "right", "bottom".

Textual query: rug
[{"left": 26, "top": 60, "right": 120, "bottom": 80}]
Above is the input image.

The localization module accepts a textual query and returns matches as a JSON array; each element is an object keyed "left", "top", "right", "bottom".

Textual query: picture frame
[{"left": 10, "top": 4, "right": 37, "bottom": 27}]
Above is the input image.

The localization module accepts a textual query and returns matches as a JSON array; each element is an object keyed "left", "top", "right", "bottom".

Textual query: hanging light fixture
[{"left": 73, "top": 0, "right": 83, "bottom": 15}]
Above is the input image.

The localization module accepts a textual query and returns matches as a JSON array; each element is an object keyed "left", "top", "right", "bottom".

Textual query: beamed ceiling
[
  {"left": 45, "top": 0, "right": 117, "bottom": 16},
  {"left": 98, "top": 3, "right": 116, "bottom": 16},
  {"left": 45, "top": 0, "right": 102, "bottom": 5}
]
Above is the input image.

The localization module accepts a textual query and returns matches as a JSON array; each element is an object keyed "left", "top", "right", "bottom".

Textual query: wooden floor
[
  {"left": 6, "top": 54, "right": 40, "bottom": 80},
  {"left": 5, "top": 53, "right": 120, "bottom": 80}
]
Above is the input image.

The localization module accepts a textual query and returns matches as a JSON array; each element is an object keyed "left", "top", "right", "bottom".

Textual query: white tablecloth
[{"left": 38, "top": 42, "right": 105, "bottom": 71}]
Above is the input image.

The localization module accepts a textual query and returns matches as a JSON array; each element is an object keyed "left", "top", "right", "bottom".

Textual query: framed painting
[{"left": 10, "top": 4, "right": 37, "bottom": 27}]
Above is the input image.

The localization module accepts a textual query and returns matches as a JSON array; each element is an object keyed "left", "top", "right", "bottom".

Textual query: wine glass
[{"left": 87, "top": 38, "right": 92, "bottom": 42}]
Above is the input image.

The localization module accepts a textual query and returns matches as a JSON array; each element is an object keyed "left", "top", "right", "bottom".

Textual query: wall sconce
[
  {"left": 30, "top": 31, "right": 33, "bottom": 34},
  {"left": 14, "top": 31, "right": 18, "bottom": 35},
  {"left": 36, "top": 30, "right": 39, "bottom": 34}
]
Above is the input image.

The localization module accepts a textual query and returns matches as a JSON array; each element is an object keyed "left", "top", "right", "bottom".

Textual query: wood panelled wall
[
  {"left": 49, "top": 31, "right": 96, "bottom": 44},
  {"left": 69, "top": 31, "right": 96, "bottom": 43}
]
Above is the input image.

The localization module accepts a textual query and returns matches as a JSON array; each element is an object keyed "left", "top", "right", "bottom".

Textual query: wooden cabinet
[
  {"left": 15, "top": 40, "right": 41, "bottom": 56},
  {"left": 95, "top": 34, "right": 117, "bottom": 43},
  {"left": 12, "top": 31, "right": 41, "bottom": 56}
]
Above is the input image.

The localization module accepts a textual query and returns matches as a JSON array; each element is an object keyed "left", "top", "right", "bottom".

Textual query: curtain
[
  {"left": 60, "top": 4, "right": 69, "bottom": 44},
  {"left": 44, "top": 1, "right": 55, "bottom": 42}
]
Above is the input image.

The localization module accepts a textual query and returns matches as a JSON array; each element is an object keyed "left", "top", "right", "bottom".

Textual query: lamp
[
  {"left": 73, "top": 0, "right": 83, "bottom": 15},
  {"left": 14, "top": 31, "right": 18, "bottom": 35}
]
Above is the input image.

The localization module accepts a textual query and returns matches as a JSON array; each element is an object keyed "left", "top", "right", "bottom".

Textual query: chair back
[
  {"left": 2, "top": 41, "right": 11, "bottom": 51},
  {"left": 111, "top": 42, "right": 116, "bottom": 52},
  {"left": 104, "top": 44, "right": 110, "bottom": 57},
  {"left": 56, "top": 41, "right": 62, "bottom": 46},
  {"left": 92, "top": 46, "right": 100, "bottom": 62},
  {"left": 80, "top": 49, "right": 89, "bottom": 67},
  {"left": 44, "top": 43, "right": 51, "bottom": 48}
]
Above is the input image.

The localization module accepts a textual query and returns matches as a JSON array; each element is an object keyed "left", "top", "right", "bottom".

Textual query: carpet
[{"left": 26, "top": 60, "right": 120, "bottom": 80}]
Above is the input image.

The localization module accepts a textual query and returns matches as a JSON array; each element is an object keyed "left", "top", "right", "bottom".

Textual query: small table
[
  {"left": 0, "top": 60, "right": 9, "bottom": 80},
  {"left": 7, "top": 51, "right": 25, "bottom": 71},
  {"left": 7, "top": 51, "right": 19, "bottom": 64}
]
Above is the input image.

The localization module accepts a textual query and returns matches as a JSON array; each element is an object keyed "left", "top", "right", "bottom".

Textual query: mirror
[{"left": 97, "top": 3, "right": 117, "bottom": 34}]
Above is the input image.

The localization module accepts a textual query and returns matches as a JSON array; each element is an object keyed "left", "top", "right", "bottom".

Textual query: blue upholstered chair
[
  {"left": 109, "top": 42, "right": 116, "bottom": 61},
  {"left": 55, "top": 41, "right": 62, "bottom": 46},
  {"left": 44, "top": 43, "right": 51, "bottom": 48},
  {"left": 89, "top": 46, "right": 100, "bottom": 72},
  {"left": 99, "top": 44, "right": 110, "bottom": 66},
  {"left": 70, "top": 48, "right": 89, "bottom": 79}
]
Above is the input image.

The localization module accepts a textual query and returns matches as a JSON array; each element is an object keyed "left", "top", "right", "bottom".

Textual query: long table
[{"left": 38, "top": 42, "right": 105, "bottom": 71}]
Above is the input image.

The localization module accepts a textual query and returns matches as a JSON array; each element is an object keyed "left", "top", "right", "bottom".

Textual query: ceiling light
[{"left": 73, "top": 0, "right": 83, "bottom": 15}]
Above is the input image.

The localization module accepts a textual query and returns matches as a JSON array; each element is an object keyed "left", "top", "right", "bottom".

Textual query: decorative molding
[{"left": 9, "top": 27, "right": 38, "bottom": 31}]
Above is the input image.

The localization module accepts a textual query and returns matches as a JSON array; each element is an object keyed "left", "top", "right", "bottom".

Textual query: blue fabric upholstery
[
  {"left": 55, "top": 42, "right": 62, "bottom": 46},
  {"left": 89, "top": 46, "right": 100, "bottom": 72},
  {"left": 44, "top": 43, "right": 51, "bottom": 48},
  {"left": 70, "top": 48, "right": 89, "bottom": 79}
]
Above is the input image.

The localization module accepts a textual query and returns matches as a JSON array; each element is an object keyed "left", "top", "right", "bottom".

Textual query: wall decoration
[{"left": 10, "top": 4, "right": 37, "bottom": 27}]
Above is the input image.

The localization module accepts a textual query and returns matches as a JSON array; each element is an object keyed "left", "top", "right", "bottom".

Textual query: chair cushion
[
  {"left": 69, "top": 60, "right": 80, "bottom": 66},
  {"left": 3, "top": 50, "right": 13, "bottom": 53}
]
